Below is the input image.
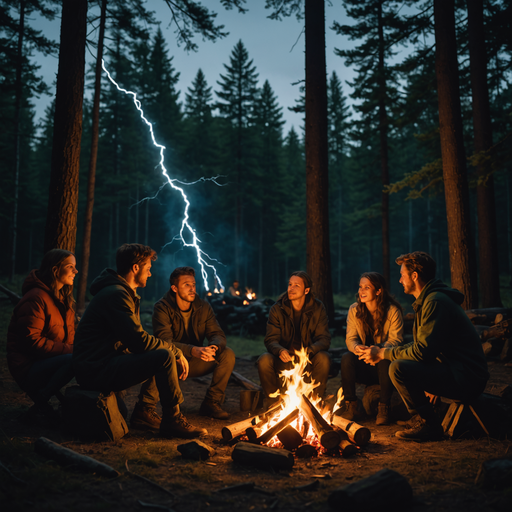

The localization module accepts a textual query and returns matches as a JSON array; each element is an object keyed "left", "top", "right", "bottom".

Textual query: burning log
[
  {"left": 300, "top": 395, "right": 342, "bottom": 450},
  {"left": 339, "top": 439, "right": 358, "bottom": 458},
  {"left": 255, "top": 409, "right": 299, "bottom": 445},
  {"left": 222, "top": 416, "right": 259, "bottom": 441},
  {"left": 331, "top": 414, "right": 371, "bottom": 447},
  {"left": 296, "top": 444, "right": 317, "bottom": 458},
  {"left": 246, "top": 417, "right": 266, "bottom": 442},
  {"left": 232, "top": 441, "right": 294, "bottom": 471},
  {"left": 277, "top": 425, "right": 303, "bottom": 451},
  {"left": 328, "top": 468, "right": 413, "bottom": 511}
]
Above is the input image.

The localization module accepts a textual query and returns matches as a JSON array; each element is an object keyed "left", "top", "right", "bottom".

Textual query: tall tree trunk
[
  {"left": 10, "top": 0, "right": 25, "bottom": 280},
  {"left": 338, "top": 184, "right": 342, "bottom": 293},
  {"left": 44, "top": 0, "right": 87, "bottom": 253},
  {"left": 305, "top": 0, "right": 334, "bottom": 319},
  {"left": 467, "top": 0, "right": 502, "bottom": 307},
  {"left": 235, "top": 124, "right": 242, "bottom": 282},
  {"left": 434, "top": 0, "right": 478, "bottom": 309},
  {"left": 77, "top": 0, "right": 106, "bottom": 312},
  {"left": 377, "top": 3, "right": 390, "bottom": 287}
]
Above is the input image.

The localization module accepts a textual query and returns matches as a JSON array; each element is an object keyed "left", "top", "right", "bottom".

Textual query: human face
[
  {"left": 134, "top": 259, "right": 152, "bottom": 288},
  {"left": 358, "top": 277, "right": 380, "bottom": 305},
  {"left": 173, "top": 275, "right": 196, "bottom": 304},
  {"left": 54, "top": 255, "right": 78, "bottom": 290},
  {"left": 399, "top": 264, "right": 417, "bottom": 296},
  {"left": 288, "top": 276, "right": 310, "bottom": 303}
]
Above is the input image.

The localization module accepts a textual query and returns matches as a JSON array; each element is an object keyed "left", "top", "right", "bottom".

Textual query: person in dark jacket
[
  {"left": 73, "top": 244, "right": 206, "bottom": 439},
  {"left": 257, "top": 271, "right": 331, "bottom": 405},
  {"left": 7, "top": 249, "right": 77, "bottom": 419},
  {"left": 152, "top": 267, "right": 235, "bottom": 420},
  {"left": 360, "top": 251, "right": 489, "bottom": 442}
]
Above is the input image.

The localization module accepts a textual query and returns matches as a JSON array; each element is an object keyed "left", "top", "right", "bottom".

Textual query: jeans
[
  {"left": 25, "top": 354, "right": 74, "bottom": 403},
  {"left": 257, "top": 351, "right": 331, "bottom": 399},
  {"left": 141, "top": 347, "right": 236, "bottom": 405},
  {"left": 340, "top": 351, "right": 393, "bottom": 404},
  {"left": 78, "top": 349, "right": 183, "bottom": 414},
  {"left": 388, "top": 359, "right": 484, "bottom": 415}
]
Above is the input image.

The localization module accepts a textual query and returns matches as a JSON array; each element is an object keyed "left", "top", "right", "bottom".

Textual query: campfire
[{"left": 222, "top": 348, "right": 371, "bottom": 457}]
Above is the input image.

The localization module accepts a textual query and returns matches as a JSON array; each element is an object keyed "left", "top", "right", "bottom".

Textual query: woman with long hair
[
  {"left": 7, "top": 249, "right": 78, "bottom": 420},
  {"left": 340, "top": 272, "right": 403, "bottom": 425}
]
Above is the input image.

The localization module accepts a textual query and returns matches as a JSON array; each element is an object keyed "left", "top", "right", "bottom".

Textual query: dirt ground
[{"left": 1, "top": 353, "right": 511, "bottom": 512}]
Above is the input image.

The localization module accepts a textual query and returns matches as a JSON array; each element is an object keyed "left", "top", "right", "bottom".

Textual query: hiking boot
[
  {"left": 376, "top": 404, "right": 390, "bottom": 426},
  {"left": 397, "top": 413, "right": 420, "bottom": 429},
  {"left": 342, "top": 400, "right": 362, "bottom": 421},
  {"left": 395, "top": 416, "right": 444, "bottom": 442},
  {"left": 130, "top": 403, "right": 162, "bottom": 431},
  {"left": 19, "top": 402, "right": 61, "bottom": 428},
  {"left": 160, "top": 413, "right": 208, "bottom": 439},
  {"left": 199, "top": 400, "right": 230, "bottom": 420}
]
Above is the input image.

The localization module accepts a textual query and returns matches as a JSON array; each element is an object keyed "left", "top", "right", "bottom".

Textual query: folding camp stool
[{"left": 442, "top": 398, "right": 489, "bottom": 438}]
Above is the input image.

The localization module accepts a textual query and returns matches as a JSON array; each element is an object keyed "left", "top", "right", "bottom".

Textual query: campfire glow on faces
[{"left": 101, "top": 60, "right": 224, "bottom": 291}]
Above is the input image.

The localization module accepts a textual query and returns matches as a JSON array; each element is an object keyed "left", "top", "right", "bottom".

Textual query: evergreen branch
[{"left": 386, "top": 159, "right": 443, "bottom": 197}]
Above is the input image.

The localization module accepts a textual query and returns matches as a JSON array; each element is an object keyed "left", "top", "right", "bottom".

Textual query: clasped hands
[
  {"left": 177, "top": 345, "right": 218, "bottom": 381},
  {"left": 354, "top": 344, "right": 385, "bottom": 366}
]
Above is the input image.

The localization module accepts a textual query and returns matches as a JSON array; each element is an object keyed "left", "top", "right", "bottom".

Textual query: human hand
[
  {"left": 354, "top": 345, "right": 366, "bottom": 356},
  {"left": 191, "top": 345, "right": 217, "bottom": 362},
  {"left": 177, "top": 357, "right": 189, "bottom": 380},
  {"left": 279, "top": 350, "right": 293, "bottom": 363},
  {"left": 359, "top": 345, "right": 384, "bottom": 366}
]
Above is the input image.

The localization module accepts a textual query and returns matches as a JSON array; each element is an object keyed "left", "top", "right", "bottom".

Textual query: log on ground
[
  {"left": 231, "top": 441, "right": 294, "bottom": 471},
  {"left": 34, "top": 437, "right": 119, "bottom": 478},
  {"left": 328, "top": 468, "right": 412, "bottom": 511},
  {"left": 475, "top": 456, "right": 512, "bottom": 489},
  {"left": 330, "top": 414, "right": 371, "bottom": 446}
]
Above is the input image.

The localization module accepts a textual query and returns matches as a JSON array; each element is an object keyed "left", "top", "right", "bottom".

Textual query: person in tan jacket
[{"left": 340, "top": 272, "right": 403, "bottom": 425}]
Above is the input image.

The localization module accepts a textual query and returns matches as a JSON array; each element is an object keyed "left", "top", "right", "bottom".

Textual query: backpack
[{"left": 62, "top": 386, "right": 129, "bottom": 441}]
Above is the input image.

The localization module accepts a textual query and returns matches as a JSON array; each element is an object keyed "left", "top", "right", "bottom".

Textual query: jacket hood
[
  {"left": 22, "top": 269, "right": 52, "bottom": 296},
  {"left": 277, "top": 290, "right": 317, "bottom": 314},
  {"left": 414, "top": 278, "right": 465, "bottom": 308},
  {"left": 90, "top": 268, "right": 134, "bottom": 297}
]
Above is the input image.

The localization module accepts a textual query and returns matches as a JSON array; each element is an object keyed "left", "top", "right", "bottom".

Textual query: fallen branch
[
  {"left": 0, "top": 284, "right": 21, "bottom": 305},
  {"left": 125, "top": 461, "right": 175, "bottom": 498},
  {"left": 231, "top": 371, "right": 263, "bottom": 391},
  {"left": 0, "top": 460, "right": 26, "bottom": 484},
  {"left": 34, "top": 437, "right": 119, "bottom": 478}
]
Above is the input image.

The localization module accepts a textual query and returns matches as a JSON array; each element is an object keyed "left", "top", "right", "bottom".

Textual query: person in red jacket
[{"left": 7, "top": 249, "right": 77, "bottom": 419}]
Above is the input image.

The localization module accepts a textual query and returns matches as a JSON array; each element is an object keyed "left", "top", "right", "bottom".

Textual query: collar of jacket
[
  {"left": 277, "top": 291, "right": 316, "bottom": 318},
  {"left": 411, "top": 278, "right": 437, "bottom": 312},
  {"left": 163, "top": 289, "right": 202, "bottom": 314}
]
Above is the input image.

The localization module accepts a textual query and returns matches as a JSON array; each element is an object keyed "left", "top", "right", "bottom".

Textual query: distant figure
[
  {"left": 340, "top": 272, "right": 403, "bottom": 426},
  {"left": 73, "top": 243, "right": 206, "bottom": 439},
  {"left": 257, "top": 271, "right": 331, "bottom": 407},
  {"left": 360, "top": 251, "right": 489, "bottom": 441},
  {"left": 7, "top": 249, "right": 77, "bottom": 421},
  {"left": 153, "top": 266, "right": 235, "bottom": 419},
  {"left": 228, "top": 280, "right": 240, "bottom": 297}
]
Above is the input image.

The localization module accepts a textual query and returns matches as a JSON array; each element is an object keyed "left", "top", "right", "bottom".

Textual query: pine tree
[{"left": 215, "top": 40, "right": 259, "bottom": 282}]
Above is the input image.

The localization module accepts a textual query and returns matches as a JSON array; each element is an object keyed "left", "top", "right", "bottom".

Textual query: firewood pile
[
  {"left": 466, "top": 308, "right": 512, "bottom": 363},
  {"left": 221, "top": 395, "right": 371, "bottom": 466}
]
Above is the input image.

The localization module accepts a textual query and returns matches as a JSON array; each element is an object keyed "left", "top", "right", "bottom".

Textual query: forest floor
[{"left": 1, "top": 348, "right": 511, "bottom": 512}]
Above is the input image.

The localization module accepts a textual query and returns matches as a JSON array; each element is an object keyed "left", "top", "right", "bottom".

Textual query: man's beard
[{"left": 134, "top": 269, "right": 147, "bottom": 288}]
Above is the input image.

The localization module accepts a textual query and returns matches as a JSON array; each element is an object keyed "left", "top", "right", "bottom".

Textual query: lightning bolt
[{"left": 102, "top": 59, "right": 224, "bottom": 291}]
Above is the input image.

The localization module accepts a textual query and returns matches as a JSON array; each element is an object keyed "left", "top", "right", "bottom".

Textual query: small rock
[{"left": 177, "top": 440, "right": 216, "bottom": 461}]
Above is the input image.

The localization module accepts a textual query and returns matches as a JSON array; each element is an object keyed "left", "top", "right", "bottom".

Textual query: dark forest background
[{"left": 1, "top": 0, "right": 511, "bottom": 310}]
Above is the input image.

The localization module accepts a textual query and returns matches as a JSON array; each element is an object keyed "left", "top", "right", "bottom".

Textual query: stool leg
[{"left": 468, "top": 405, "right": 490, "bottom": 436}]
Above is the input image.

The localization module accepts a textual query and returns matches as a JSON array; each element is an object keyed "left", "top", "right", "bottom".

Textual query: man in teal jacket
[
  {"left": 73, "top": 244, "right": 206, "bottom": 439},
  {"left": 361, "top": 251, "right": 489, "bottom": 441}
]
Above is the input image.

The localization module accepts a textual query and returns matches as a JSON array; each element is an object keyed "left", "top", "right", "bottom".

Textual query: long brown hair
[
  {"left": 37, "top": 249, "right": 75, "bottom": 310},
  {"left": 355, "top": 272, "right": 402, "bottom": 336}
]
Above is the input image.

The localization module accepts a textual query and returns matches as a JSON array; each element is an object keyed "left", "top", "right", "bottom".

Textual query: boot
[
  {"left": 376, "top": 403, "right": 390, "bottom": 426},
  {"left": 160, "top": 413, "right": 208, "bottom": 439},
  {"left": 130, "top": 403, "right": 162, "bottom": 431},
  {"left": 395, "top": 404, "right": 443, "bottom": 442},
  {"left": 199, "top": 400, "right": 229, "bottom": 420},
  {"left": 342, "top": 400, "right": 361, "bottom": 421}
]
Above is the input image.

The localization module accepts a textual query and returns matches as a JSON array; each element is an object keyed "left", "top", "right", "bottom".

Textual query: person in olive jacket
[
  {"left": 152, "top": 267, "right": 235, "bottom": 420},
  {"left": 7, "top": 249, "right": 77, "bottom": 420},
  {"left": 73, "top": 244, "right": 206, "bottom": 439},
  {"left": 257, "top": 271, "right": 331, "bottom": 405},
  {"left": 361, "top": 251, "right": 489, "bottom": 442}
]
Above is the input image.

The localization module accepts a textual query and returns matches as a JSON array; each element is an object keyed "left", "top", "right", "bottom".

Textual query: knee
[
  {"left": 157, "top": 348, "right": 176, "bottom": 368},
  {"left": 312, "top": 351, "right": 331, "bottom": 372},
  {"left": 257, "top": 353, "right": 275, "bottom": 374},
  {"left": 219, "top": 346, "right": 236, "bottom": 369},
  {"left": 340, "top": 351, "right": 357, "bottom": 370},
  {"left": 388, "top": 359, "right": 410, "bottom": 383}
]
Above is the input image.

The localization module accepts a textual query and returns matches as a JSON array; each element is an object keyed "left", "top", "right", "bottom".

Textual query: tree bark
[
  {"left": 467, "top": 0, "right": 502, "bottom": 307},
  {"left": 434, "top": 0, "right": 478, "bottom": 309},
  {"left": 77, "top": 0, "right": 107, "bottom": 313},
  {"left": 378, "top": 3, "right": 390, "bottom": 287},
  {"left": 44, "top": 0, "right": 87, "bottom": 253},
  {"left": 305, "top": 0, "right": 334, "bottom": 319},
  {"left": 10, "top": 0, "right": 25, "bottom": 280}
]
